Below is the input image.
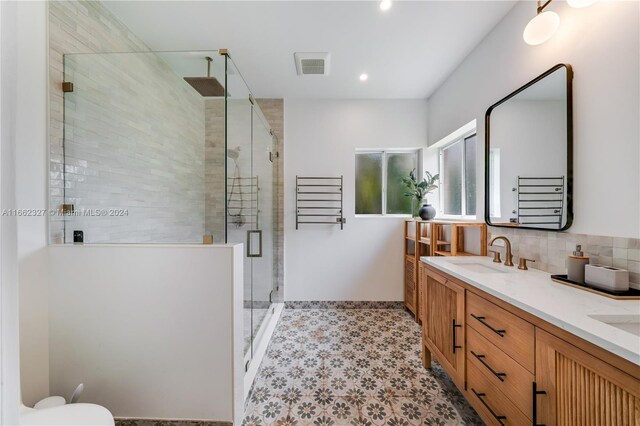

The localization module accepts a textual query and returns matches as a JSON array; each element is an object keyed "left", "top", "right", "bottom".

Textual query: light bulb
[
  {"left": 567, "top": 0, "right": 597, "bottom": 8},
  {"left": 359, "top": 73, "right": 369, "bottom": 81},
  {"left": 380, "top": 0, "right": 392, "bottom": 11},
  {"left": 523, "top": 11, "right": 560, "bottom": 45}
]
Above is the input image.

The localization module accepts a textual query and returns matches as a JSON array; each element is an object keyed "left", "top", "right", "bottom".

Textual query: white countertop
[{"left": 421, "top": 256, "right": 640, "bottom": 366}]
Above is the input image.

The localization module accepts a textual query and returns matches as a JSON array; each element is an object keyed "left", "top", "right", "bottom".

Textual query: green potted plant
[{"left": 402, "top": 169, "right": 439, "bottom": 220}]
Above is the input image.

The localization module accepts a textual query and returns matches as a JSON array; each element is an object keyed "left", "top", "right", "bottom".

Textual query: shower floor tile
[{"left": 242, "top": 308, "right": 483, "bottom": 425}]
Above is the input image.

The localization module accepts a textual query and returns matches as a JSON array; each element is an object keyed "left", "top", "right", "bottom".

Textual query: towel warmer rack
[{"left": 296, "top": 176, "right": 345, "bottom": 230}]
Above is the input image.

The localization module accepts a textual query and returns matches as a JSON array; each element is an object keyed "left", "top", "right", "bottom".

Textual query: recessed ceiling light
[
  {"left": 359, "top": 73, "right": 368, "bottom": 81},
  {"left": 380, "top": 0, "right": 392, "bottom": 11}
]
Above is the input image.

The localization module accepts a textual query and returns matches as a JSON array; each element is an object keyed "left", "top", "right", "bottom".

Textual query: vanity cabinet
[
  {"left": 422, "top": 269, "right": 465, "bottom": 389},
  {"left": 535, "top": 329, "right": 640, "bottom": 426},
  {"left": 420, "top": 262, "right": 640, "bottom": 426}
]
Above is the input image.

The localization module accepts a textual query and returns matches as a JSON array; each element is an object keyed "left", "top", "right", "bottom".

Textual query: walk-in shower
[{"left": 56, "top": 49, "right": 280, "bottom": 364}]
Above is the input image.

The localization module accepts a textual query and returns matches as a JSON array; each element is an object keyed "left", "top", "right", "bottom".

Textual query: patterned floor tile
[
  {"left": 359, "top": 398, "right": 395, "bottom": 426},
  {"left": 243, "top": 308, "right": 482, "bottom": 425},
  {"left": 329, "top": 397, "right": 358, "bottom": 422}
]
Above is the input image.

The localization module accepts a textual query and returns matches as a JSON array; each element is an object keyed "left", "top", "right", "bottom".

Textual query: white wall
[
  {"left": 15, "top": 0, "right": 50, "bottom": 407},
  {"left": 284, "top": 99, "right": 428, "bottom": 301},
  {"left": 48, "top": 244, "right": 244, "bottom": 423},
  {"left": 427, "top": 0, "right": 640, "bottom": 238},
  {"left": 1, "top": 0, "right": 22, "bottom": 422}
]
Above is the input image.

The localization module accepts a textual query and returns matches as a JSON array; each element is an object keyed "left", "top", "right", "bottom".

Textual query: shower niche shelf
[{"left": 296, "top": 176, "right": 345, "bottom": 230}]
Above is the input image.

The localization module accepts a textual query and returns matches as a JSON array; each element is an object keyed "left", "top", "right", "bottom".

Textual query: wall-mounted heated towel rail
[
  {"left": 516, "top": 176, "right": 564, "bottom": 228},
  {"left": 296, "top": 176, "right": 345, "bottom": 230}
]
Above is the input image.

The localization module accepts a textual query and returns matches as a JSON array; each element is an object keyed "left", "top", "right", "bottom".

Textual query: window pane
[
  {"left": 442, "top": 142, "right": 462, "bottom": 215},
  {"left": 464, "top": 135, "right": 477, "bottom": 216},
  {"left": 386, "top": 153, "right": 416, "bottom": 214},
  {"left": 489, "top": 148, "right": 501, "bottom": 218},
  {"left": 355, "top": 153, "right": 383, "bottom": 214}
]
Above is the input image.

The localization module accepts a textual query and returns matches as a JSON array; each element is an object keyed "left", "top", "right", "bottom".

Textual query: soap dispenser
[{"left": 567, "top": 245, "right": 589, "bottom": 284}]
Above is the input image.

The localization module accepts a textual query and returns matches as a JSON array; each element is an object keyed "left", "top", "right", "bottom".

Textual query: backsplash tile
[{"left": 487, "top": 227, "right": 640, "bottom": 288}]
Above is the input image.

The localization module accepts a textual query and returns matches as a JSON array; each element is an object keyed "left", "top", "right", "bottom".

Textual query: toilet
[
  {"left": 20, "top": 402, "right": 114, "bottom": 425},
  {"left": 19, "top": 383, "right": 114, "bottom": 425}
]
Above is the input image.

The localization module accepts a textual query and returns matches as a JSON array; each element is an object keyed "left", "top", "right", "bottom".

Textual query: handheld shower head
[{"left": 227, "top": 146, "right": 241, "bottom": 161}]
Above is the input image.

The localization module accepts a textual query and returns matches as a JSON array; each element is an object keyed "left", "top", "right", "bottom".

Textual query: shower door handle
[{"left": 246, "top": 230, "right": 263, "bottom": 258}]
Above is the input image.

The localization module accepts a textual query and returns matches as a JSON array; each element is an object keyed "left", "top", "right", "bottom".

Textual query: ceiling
[{"left": 105, "top": 1, "right": 516, "bottom": 99}]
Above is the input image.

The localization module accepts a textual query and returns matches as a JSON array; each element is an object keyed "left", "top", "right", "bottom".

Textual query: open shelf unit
[
  {"left": 403, "top": 220, "right": 418, "bottom": 316},
  {"left": 403, "top": 219, "right": 487, "bottom": 321}
]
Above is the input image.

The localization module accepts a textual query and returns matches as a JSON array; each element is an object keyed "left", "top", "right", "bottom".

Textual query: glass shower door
[
  {"left": 247, "top": 107, "right": 275, "bottom": 356},
  {"left": 224, "top": 55, "right": 276, "bottom": 364},
  {"left": 225, "top": 96, "right": 254, "bottom": 357}
]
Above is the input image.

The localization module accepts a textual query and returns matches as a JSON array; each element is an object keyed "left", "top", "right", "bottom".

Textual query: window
[
  {"left": 355, "top": 150, "right": 419, "bottom": 215},
  {"left": 439, "top": 134, "right": 477, "bottom": 217}
]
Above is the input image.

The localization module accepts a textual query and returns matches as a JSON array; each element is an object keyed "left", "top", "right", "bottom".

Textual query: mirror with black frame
[{"left": 485, "top": 64, "right": 573, "bottom": 231}]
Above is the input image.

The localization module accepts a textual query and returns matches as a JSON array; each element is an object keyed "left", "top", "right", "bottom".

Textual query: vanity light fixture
[
  {"left": 523, "top": 0, "right": 560, "bottom": 46},
  {"left": 380, "top": 0, "right": 392, "bottom": 11},
  {"left": 567, "top": 0, "right": 598, "bottom": 8},
  {"left": 359, "top": 73, "right": 369, "bottom": 81}
]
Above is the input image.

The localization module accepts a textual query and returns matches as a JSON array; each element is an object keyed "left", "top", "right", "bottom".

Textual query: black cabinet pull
[
  {"left": 472, "top": 388, "right": 506, "bottom": 425},
  {"left": 452, "top": 319, "right": 462, "bottom": 353},
  {"left": 470, "top": 313, "right": 506, "bottom": 337},
  {"left": 471, "top": 351, "right": 506, "bottom": 382},
  {"left": 532, "top": 381, "right": 547, "bottom": 426}
]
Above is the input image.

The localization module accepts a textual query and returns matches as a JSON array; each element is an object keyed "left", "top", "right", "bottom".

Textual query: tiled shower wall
[
  {"left": 49, "top": 1, "right": 205, "bottom": 243},
  {"left": 487, "top": 227, "right": 640, "bottom": 288},
  {"left": 204, "top": 99, "right": 225, "bottom": 243}
]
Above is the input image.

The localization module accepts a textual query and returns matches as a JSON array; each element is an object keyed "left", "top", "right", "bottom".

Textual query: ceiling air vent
[{"left": 294, "top": 52, "right": 330, "bottom": 76}]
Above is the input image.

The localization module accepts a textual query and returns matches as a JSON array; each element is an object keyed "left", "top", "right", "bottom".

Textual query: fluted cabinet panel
[{"left": 536, "top": 329, "right": 640, "bottom": 426}]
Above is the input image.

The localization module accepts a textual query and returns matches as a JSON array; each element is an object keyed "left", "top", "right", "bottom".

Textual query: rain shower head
[{"left": 184, "top": 56, "right": 225, "bottom": 97}]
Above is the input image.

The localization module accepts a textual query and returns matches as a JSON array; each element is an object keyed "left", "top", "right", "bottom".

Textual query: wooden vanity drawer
[
  {"left": 466, "top": 292, "right": 535, "bottom": 372},
  {"left": 467, "top": 361, "right": 530, "bottom": 426},
  {"left": 467, "top": 326, "right": 533, "bottom": 418}
]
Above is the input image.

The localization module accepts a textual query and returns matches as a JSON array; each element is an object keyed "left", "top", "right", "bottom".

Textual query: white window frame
[
  {"left": 438, "top": 130, "right": 477, "bottom": 220},
  {"left": 355, "top": 148, "right": 422, "bottom": 217},
  {"left": 489, "top": 148, "right": 501, "bottom": 219}
]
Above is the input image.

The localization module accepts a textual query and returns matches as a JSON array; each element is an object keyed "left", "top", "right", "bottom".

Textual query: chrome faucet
[{"left": 489, "top": 236, "right": 514, "bottom": 267}]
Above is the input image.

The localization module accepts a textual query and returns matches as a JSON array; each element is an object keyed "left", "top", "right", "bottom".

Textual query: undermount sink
[
  {"left": 588, "top": 314, "right": 640, "bottom": 337},
  {"left": 444, "top": 259, "right": 510, "bottom": 274}
]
